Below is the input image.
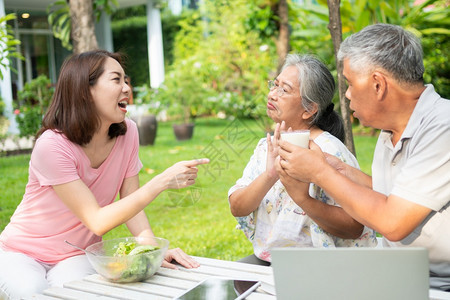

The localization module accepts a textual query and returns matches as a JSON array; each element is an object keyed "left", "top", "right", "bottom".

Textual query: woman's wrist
[
  {"left": 144, "top": 175, "right": 166, "bottom": 197},
  {"left": 136, "top": 229, "right": 155, "bottom": 239},
  {"left": 262, "top": 170, "right": 279, "bottom": 185}
]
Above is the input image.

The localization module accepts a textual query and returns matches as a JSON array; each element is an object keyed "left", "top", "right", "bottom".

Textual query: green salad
[
  {"left": 108, "top": 241, "right": 160, "bottom": 282},
  {"left": 114, "top": 241, "right": 160, "bottom": 256}
]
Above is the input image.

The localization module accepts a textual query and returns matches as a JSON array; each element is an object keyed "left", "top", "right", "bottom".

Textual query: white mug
[{"left": 280, "top": 130, "right": 310, "bottom": 148}]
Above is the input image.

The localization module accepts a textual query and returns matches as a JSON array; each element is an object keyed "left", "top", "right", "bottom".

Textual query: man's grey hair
[
  {"left": 337, "top": 23, "right": 424, "bottom": 84},
  {"left": 281, "top": 54, "right": 335, "bottom": 123}
]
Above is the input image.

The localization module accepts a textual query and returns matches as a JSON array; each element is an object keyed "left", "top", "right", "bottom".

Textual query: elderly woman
[{"left": 228, "top": 54, "right": 376, "bottom": 265}]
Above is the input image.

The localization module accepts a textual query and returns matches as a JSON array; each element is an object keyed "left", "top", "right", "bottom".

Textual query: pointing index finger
[{"left": 185, "top": 158, "right": 210, "bottom": 167}]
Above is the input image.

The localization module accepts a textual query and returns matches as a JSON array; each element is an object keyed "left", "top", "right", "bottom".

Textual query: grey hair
[
  {"left": 281, "top": 54, "right": 335, "bottom": 123},
  {"left": 281, "top": 54, "right": 345, "bottom": 142},
  {"left": 337, "top": 23, "right": 424, "bottom": 84}
]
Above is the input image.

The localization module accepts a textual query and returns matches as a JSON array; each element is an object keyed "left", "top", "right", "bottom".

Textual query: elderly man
[{"left": 277, "top": 23, "right": 450, "bottom": 291}]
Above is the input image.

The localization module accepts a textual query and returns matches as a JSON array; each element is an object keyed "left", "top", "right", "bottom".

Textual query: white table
[
  {"left": 26, "top": 254, "right": 450, "bottom": 300},
  {"left": 28, "top": 256, "right": 276, "bottom": 299}
]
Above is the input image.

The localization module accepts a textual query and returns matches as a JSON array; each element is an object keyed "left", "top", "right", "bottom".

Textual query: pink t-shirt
[{"left": 0, "top": 118, "right": 143, "bottom": 264}]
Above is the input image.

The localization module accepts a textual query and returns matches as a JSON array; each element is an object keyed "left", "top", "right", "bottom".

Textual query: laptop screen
[{"left": 270, "top": 247, "right": 429, "bottom": 300}]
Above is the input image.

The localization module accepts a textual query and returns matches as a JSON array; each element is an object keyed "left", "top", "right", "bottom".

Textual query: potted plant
[
  {"left": 168, "top": 80, "right": 196, "bottom": 141},
  {"left": 128, "top": 83, "right": 161, "bottom": 146},
  {"left": 155, "top": 68, "right": 211, "bottom": 141}
]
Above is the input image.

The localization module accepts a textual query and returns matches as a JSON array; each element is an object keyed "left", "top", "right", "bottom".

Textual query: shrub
[
  {"left": 0, "top": 96, "right": 5, "bottom": 116},
  {"left": 15, "top": 75, "right": 53, "bottom": 138}
]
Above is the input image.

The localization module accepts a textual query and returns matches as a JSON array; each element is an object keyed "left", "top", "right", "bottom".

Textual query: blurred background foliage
[
  {"left": 15, "top": 75, "right": 53, "bottom": 138},
  {"left": 11, "top": 0, "right": 448, "bottom": 139},
  {"left": 8, "top": 0, "right": 448, "bottom": 139},
  {"left": 110, "top": 0, "right": 449, "bottom": 126}
]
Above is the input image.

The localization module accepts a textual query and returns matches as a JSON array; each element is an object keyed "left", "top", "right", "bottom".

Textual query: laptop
[{"left": 270, "top": 247, "right": 429, "bottom": 300}]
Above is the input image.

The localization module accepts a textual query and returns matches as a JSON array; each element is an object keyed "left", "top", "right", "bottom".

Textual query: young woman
[
  {"left": 0, "top": 50, "right": 208, "bottom": 299},
  {"left": 228, "top": 54, "right": 376, "bottom": 265}
]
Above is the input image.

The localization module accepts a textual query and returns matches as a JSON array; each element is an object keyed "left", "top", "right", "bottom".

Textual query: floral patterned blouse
[{"left": 228, "top": 132, "right": 377, "bottom": 262}]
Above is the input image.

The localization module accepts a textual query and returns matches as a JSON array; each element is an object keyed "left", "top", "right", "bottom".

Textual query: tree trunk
[
  {"left": 327, "top": 0, "right": 355, "bottom": 155},
  {"left": 69, "top": 0, "right": 98, "bottom": 54},
  {"left": 275, "top": 0, "right": 289, "bottom": 73}
]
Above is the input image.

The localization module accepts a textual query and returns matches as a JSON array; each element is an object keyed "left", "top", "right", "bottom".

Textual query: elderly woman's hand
[
  {"left": 276, "top": 156, "right": 310, "bottom": 205},
  {"left": 265, "top": 122, "right": 287, "bottom": 179}
]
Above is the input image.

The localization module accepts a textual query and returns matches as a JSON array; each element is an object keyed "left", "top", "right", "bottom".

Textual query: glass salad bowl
[{"left": 85, "top": 236, "right": 169, "bottom": 283}]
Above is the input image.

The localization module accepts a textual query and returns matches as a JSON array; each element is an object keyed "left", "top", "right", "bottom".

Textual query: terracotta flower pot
[
  {"left": 173, "top": 123, "right": 194, "bottom": 141},
  {"left": 132, "top": 114, "right": 158, "bottom": 145}
]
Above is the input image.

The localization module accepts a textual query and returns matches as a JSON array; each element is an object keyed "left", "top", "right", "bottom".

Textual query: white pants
[{"left": 0, "top": 248, "right": 95, "bottom": 300}]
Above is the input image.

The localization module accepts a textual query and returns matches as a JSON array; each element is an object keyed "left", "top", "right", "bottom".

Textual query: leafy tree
[
  {"left": 69, "top": 0, "right": 99, "bottom": 53},
  {"left": 0, "top": 13, "right": 23, "bottom": 80},
  {"left": 0, "top": 13, "right": 24, "bottom": 139},
  {"left": 293, "top": 0, "right": 450, "bottom": 125},
  {"left": 156, "top": 0, "right": 275, "bottom": 127},
  {"left": 327, "top": 0, "right": 355, "bottom": 153},
  {"left": 48, "top": 0, "right": 119, "bottom": 53},
  {"left": 47, "top": 1, "right": 71, "bottom": 50},
  {"left": 244, "top": 0, "right": 289, "bottom": 72},
  {"left": 422, "top": 34, "right": 449, "bottom": 98},
  {"left": 337, "top": 0, "right": 450, "bottom": 97},
  {"left": 339, "top": 0, "right": 450, "bottom": 35}
]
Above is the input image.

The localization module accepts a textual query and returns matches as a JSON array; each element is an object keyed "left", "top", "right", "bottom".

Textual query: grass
[
  {"left": 0, "top": 118, "right": 378, "bottom": 261},
  {"left": 354, "top": 134, "right": 377, "bottom": 175}
]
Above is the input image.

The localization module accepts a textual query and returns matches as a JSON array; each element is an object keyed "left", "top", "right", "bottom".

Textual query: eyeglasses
[{"left": 268, "top": 80, "right": 287, "bottom": 97}]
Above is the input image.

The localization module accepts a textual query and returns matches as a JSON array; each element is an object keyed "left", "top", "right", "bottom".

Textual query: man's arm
[
  {"left": 278, "top": 140, "right": 431, "bottom": 241},
  {"left": 313, "top": 165, "right": 431, "bottom": 241},
  {"left": 277, "top": 169, "right": 364, "bottom": 239},
  {"left": 323, "top": 152, "right": 372, "bottom": 188}
]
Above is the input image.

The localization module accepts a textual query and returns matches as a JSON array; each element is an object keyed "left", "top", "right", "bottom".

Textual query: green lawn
[{"left": 0, "top": 118, "right": 378, "bottom": 261}]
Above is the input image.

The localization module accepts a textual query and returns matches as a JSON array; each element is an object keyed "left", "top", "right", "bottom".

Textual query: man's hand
[
  {"left": 278, "top": 139, "right": 327, "bottom": 184},
  {"left": 277, "top": 157, "right": 310, "bottom": 206}
]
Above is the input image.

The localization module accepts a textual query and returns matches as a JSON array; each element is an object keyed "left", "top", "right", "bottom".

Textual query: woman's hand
[
  {"left": 266, "top": 121, "right": 291, "bottom": 179},
  {"left": 266, "top": 122, "right": 284, "bottom": 179},
  {"left": 162, "top": 248, "right": 200, "bottom": 269},
  {"left": 276, "top": 155, "right": 310, "bottom": 204},
  {"left": 158, "top": 159, "right": 209, "bottom": 190}
]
